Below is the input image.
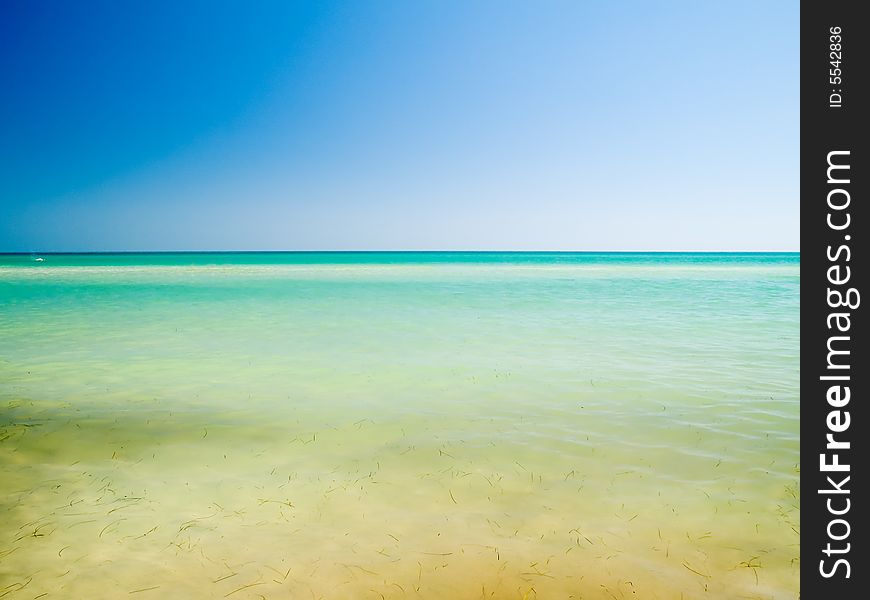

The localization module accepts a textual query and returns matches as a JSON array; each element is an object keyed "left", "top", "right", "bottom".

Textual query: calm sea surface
[{"left": 0, "top": 253, "right": 799, "bottom": 599}]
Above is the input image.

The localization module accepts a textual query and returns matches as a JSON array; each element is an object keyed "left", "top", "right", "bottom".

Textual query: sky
[{"left": 1, "top": 0, "right": 798, "bottom": 252}]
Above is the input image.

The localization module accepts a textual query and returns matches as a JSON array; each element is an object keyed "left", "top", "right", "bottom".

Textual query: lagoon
[{"left": 0, "top": 252, "right": 800, "bottom": 599}]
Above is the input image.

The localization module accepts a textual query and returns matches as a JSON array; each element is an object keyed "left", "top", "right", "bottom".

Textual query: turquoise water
[{"left": 0, "top": 253, "right": 799, "bottom": 599}]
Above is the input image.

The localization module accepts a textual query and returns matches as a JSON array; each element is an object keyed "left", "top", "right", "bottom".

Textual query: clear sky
[{"left": 1, "top": 0, "right": 798, "bottom": 252}]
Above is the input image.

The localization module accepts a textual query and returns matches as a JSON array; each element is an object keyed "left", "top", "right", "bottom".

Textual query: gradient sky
[{"left": 1, "top": 0, "right": 798, "bottom": 252}]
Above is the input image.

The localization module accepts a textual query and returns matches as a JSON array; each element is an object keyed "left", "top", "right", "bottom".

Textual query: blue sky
[{"left": 1, "top": 0, "right": 798, "bottom": 251}]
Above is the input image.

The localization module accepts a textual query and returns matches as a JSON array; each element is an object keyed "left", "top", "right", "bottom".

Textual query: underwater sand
[{"left": 0, "top": 253, "right": 799, "bottom": 599}]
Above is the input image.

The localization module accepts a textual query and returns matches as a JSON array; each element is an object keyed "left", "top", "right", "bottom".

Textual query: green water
[{"left": 0, "top": 253, "right": 799, "bottom": 599}]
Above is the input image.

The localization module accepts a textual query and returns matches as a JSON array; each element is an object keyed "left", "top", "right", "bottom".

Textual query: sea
[{"left": 0, "top": 252, "right": 800, "bottom": 599}]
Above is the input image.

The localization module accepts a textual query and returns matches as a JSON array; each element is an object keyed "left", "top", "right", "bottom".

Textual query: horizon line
[{"left": 0, "top": 249, "right": 801, "bottom": 255}]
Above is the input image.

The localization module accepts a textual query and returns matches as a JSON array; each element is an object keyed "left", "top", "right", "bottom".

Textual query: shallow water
[{"left": 0, "top": 253, "right": 799, "bottom": 599}]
